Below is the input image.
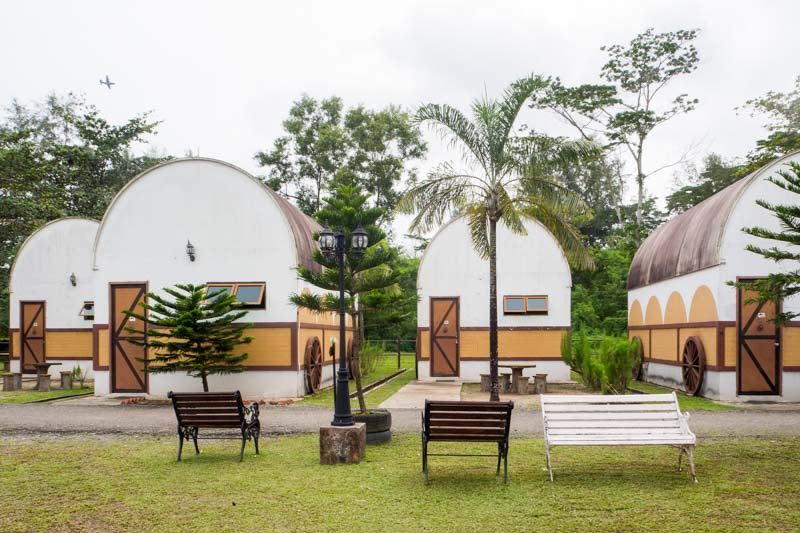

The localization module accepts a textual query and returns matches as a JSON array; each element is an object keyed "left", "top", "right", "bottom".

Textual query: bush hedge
[{"left": 561, "top": 331, "right": 641, "bottom": 394}]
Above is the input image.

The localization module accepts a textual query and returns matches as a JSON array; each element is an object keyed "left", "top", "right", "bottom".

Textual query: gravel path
[{"left": 1, "top": 403, "right": 799, "bottom": 438}]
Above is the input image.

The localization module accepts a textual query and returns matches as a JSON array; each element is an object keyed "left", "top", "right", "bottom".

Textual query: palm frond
[
  {"left": 522, "top": 202, "right": 594, "bottom": 270},
  {"left": 416, "top": 103, "right": 488, "bottom": 170},
  {"left": 464, "top": 204, "right": 491, "bottom": 258}
]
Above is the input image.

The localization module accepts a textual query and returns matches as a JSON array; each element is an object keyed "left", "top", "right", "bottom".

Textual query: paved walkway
[
  {"left": 1, "top": 401, "right": 800, "bottom": 438},
  {"left": 379, "top": 381, "right": 461, "bottom": 409}
]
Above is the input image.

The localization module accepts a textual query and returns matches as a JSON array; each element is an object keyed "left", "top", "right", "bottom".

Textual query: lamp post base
[{"left": 320, "top": 422, "right": 366, "bottom": 465}]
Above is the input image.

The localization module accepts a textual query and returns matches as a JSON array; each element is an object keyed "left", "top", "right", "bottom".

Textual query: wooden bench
[
  {"left": 421, "top": 400, "right": 514, "bottom": 484},
  {"left": 168, "top": 391, "right": 261, "bottom": 461},
  {"left": 541, "top": 392, "right": 697, "bottom": 482}
]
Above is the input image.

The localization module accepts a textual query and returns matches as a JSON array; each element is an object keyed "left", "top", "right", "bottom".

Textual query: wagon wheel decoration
[
  {"left": 631, "top": 336, "right": 644, "bottom": 381},
  {"left": 304, "top": 337, "right": 323, "bottom": 394},
  {"left": 681, "top": 336, "right": 706, "bottom": 396}
]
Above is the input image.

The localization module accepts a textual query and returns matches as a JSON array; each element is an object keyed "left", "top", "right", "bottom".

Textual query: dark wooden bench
[
  {"left": 168, "top": 391, "right": 261, "bottom": 461},
  {"left": 421, "top": 400, "right": 514, "bottom": 484}
]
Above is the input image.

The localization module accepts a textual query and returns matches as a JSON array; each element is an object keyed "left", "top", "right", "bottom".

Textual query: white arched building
[
  {"left": 416, "top": 218, "right": 572, "bottom": 382},
  {"left": 628, "top": 151, "right": 800, "bottom": 402},
  {"left": 9, "top": 158, "right": 351, "bottom": 398},
  {"left": 9, "top": 218, "right": 99, "bottom": 380}
]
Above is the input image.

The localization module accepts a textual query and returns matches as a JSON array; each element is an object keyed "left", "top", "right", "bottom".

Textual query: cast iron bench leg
[
  {"left": 496, "top": 442, "right": 502, "bottom": 475},
  {"left": 504, "top": 442, "right": 509, "bottom": 484},
  {"left": 192, "top": 427, "right": 199, "bottom": 455},
  {"left": 176, "top": 427, "right": 184, "bottom": 462}
]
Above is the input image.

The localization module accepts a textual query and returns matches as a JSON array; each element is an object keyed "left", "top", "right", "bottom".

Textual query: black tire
[
  {"left": 353, "top": 409, "right": 392, "bottom": 434},
  {"left": 366, "top": 429, "right": 391, "bottom": 444}
]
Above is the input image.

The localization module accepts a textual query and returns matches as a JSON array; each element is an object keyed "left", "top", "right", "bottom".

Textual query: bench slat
[
  {"left": 428, "top": 435, "right": 507, "bottom": 442},
  {"left": 429, "top": 419, "right": 508, "bottom": 428},
  {"left": 543, "top": 403, "right": 677, "bottom": 413},
  {"left": 173, "top": 401, "right": 239, "bottom": 408},
  {"left": 541, "top": 394, "right": 675, "bottom": 404},
  {"left": 547, "top": 427, "right": 686, "bottom": 435},
  {"left": 427, "top": 412, "right": 509, "bottom": 421},
  {"left": 549, "top": 438, "right": 694, "bottom": 446},
  {"left": 546, "top": 420, "right": 680, "bottom": 429},
  {"left": 545, "top": 412, "right": 678, "bottom": 421}
]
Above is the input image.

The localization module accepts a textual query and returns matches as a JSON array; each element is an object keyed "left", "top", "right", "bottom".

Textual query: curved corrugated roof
[
  {"left": 627, "top": 151, "right": 799, "bottom": 290},
  {"left": 91, "top": 157, "right": 320, "bottom": 272}
]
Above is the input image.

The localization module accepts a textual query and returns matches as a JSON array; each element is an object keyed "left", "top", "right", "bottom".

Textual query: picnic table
[
  {"left": 498, "top": 363, "right": 536, "bottom": 394},
  {"left": 34, "top": 362, "right": 61, "bottom": 392}
]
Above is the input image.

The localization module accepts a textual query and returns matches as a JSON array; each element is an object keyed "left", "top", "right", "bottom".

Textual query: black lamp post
[{"left": 319, "top": 224, "right": 368, "bottom": 426}]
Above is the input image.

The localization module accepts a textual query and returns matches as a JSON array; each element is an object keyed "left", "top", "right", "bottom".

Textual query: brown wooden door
[
  {"left": 20, "top": 301, "right": 45, "bottom": 374},
  {"left": 737, "top": 282, "right": 780, "bottom": 395},
  {"left": 430, "top": 297, "right": 459, "bottom": 377},
  {"left": 111, "top": 283, "right": 148, "bottom": 393}
]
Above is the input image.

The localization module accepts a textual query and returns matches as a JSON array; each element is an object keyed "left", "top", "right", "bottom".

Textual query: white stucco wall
[
  {"left": 417, "top": 217, "right": 572, "bottom": 328},
  {"left": 91, "top": 158, "right": 302, "bottom": 325},
  {"left": 9, "top": 218, "right": 99, "bottom": 329}
]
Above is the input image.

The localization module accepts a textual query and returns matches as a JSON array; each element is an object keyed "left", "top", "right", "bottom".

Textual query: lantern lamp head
[
  {"left": 352, "top": 225, "right": 368, "bottom": 255},
  {"left": 318, "top": 227, "right": 336, "bottom": 258},
  {"left": 69, "top": 272, "right": 77, "bottom": 286},
  {"left": 186, "top": 240, "right": 196, "bottom": 262}
]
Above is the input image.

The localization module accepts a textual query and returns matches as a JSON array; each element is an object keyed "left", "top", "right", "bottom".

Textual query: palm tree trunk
[
  {"left": 201, "top": 371, "right": 209, "bottom": 392},
  {"left": 489, "top": 217, "right": 500, "bottom": 402}
]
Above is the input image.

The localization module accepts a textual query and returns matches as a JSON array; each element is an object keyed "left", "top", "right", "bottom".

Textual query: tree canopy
[{"left": 255, "top": 95, "right": 426, "bottom": 216}]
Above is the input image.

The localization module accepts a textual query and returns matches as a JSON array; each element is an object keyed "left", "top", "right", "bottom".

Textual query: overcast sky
[{"left": 2, "top": 0, "right": 798, "bottom": 244}]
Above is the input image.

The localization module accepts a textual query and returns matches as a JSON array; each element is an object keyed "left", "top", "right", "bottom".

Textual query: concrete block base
[
  {"left": 320, "top": 423, "right": 366, "bottom": 465},
  {"left": 37, "top": 374, "right": 51, "bottom": 392}
]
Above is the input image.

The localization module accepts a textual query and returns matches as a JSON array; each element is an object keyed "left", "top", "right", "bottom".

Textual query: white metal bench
[{"left": 541, "top": 392, "right": 697, "bottom": 482}]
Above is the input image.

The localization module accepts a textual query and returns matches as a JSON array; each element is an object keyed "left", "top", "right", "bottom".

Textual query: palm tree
[{"left": 397, "top": 75, "right": 598, "bottom": 401}]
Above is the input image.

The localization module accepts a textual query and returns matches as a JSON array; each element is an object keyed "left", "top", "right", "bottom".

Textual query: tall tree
[
  {"left": 256, "top": 95, "right": 425, "bottom": 216},
  {"left": 0, "top": 93, "right": 164, "bottom": 333},
  {"left": 125, "top": 284, "right": 253, "bottom": 392},
  {"left": 530, "top": 28, "right": 700, "bottom": 238},
  {"left": 398, "top": 75, "right": 596, "bottom": 401},
  {"left": 361, "top": 253, "right": 419, "bottom": 342},
  {"left": 738, "top": 76, "right": 800, "bottom": 175},
  {"left": 666, "top": 153, "right": 741, "bottom": 214},
  {"left": 290, "top": 184, "right": 400, "bottom": 412},
  {"left": 734, "top": 162, "right": 800, "bottom": 324}
]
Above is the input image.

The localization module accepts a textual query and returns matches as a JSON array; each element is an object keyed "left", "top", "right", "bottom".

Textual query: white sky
[{"left": 2, "top": 0, "right": 799, "bottom": 247}]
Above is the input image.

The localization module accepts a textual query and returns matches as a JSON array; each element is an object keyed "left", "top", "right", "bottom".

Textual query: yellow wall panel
[
  {"left": 240, "top": 327, "right": 292, "bottom": 367},
  {"left": 678, "top": 327, "right": 717, "bottom": 366},
  {"left": 298, "top": 307, "right": 352, "bottom": 327},
  {"left": 97, "top": 328, "right": 110, "bottom": 368},
  {"left": 783, "top": 327, "right": 800, "bottom": 366},
  {"left": 724, "top": 327, "right": 737, "bottom": 367},
  {"left": 418, "top": 330, "right": 430, "bottom": 359},
  {"left": 46, "top": 330, "right": 92, "bottom": 358},
  {"left": 460, "top": 330, "right": 489, "bottom": 358},
  {"left": 10, "top": 331, "right": 20, "bottom": 359},
  {"left": 650, "top": 329, "right": 678, "bottom": 362}
]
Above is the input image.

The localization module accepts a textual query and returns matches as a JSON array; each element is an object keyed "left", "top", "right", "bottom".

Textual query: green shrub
[
  {"left": 358, "top": 342, "right": 383, "bottom": 377},
  {"left": 561, "top": 333, "right": 639, "bottom": 394}
]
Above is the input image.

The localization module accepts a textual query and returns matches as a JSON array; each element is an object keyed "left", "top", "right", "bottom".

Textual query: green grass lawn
[
  {"left": 0, "top": 387, "right": 92, "bottom": 404},
  {"left": 1, "top": 434, "right": 798, "bottom": 531},
  {"left": 630, "top": 380, "right": 735, "bottom": 411},
  {"left": 298, "top": 354, "right": 415, "bottom": 408}
]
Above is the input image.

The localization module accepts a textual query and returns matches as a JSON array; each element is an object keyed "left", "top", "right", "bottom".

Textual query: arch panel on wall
[
  {"left": 644, "top": 296, "right": 663, "bottom": 325},
  {"left": 664, "top": 291, "right": 687, "bottom": 324},
  {"left": 629, "top": 300, "right": 643, "bottom": 326},
  {"left": 689, "top": 285, "right": 718, "bottom": 322}
]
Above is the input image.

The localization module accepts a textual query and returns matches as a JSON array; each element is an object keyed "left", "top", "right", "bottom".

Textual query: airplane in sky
[{"left": 99, "top": 75, "right": 115, "bottom": 89}]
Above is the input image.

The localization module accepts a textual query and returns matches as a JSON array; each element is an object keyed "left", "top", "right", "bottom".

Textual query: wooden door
[
  {"left": 430, "top": 297, "right": 459, "bottom": 377},
  {"left": 111, "top": 283, "right": 148, "bottom": 393},
  {"left": 737, "top": 282, "right": 780, "bottom": 395},
  {"left": 20, "top": 301, "right": 45, "bottom": 374}
]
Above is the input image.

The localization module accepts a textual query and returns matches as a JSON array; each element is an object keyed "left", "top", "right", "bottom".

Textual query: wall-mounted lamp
[
  {"left": 69, "top": 273, "right": 77, "bottom": 286},
  {"left": 186, "top": 240, "right": 196, "bottom": 262}
]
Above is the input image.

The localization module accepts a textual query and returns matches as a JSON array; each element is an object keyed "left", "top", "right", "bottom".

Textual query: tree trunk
[
  {"left": 489, "top": 217, "right": 500, "bottom": 402},
  {"left": 351, "top": 310, "right": 367, "bottom": 413},
  {"left": 635, "top": 147, "right": 645, "bottom": 241},
  {"left": 201, "top": 371, "right": 209, "bottom": 392}
]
